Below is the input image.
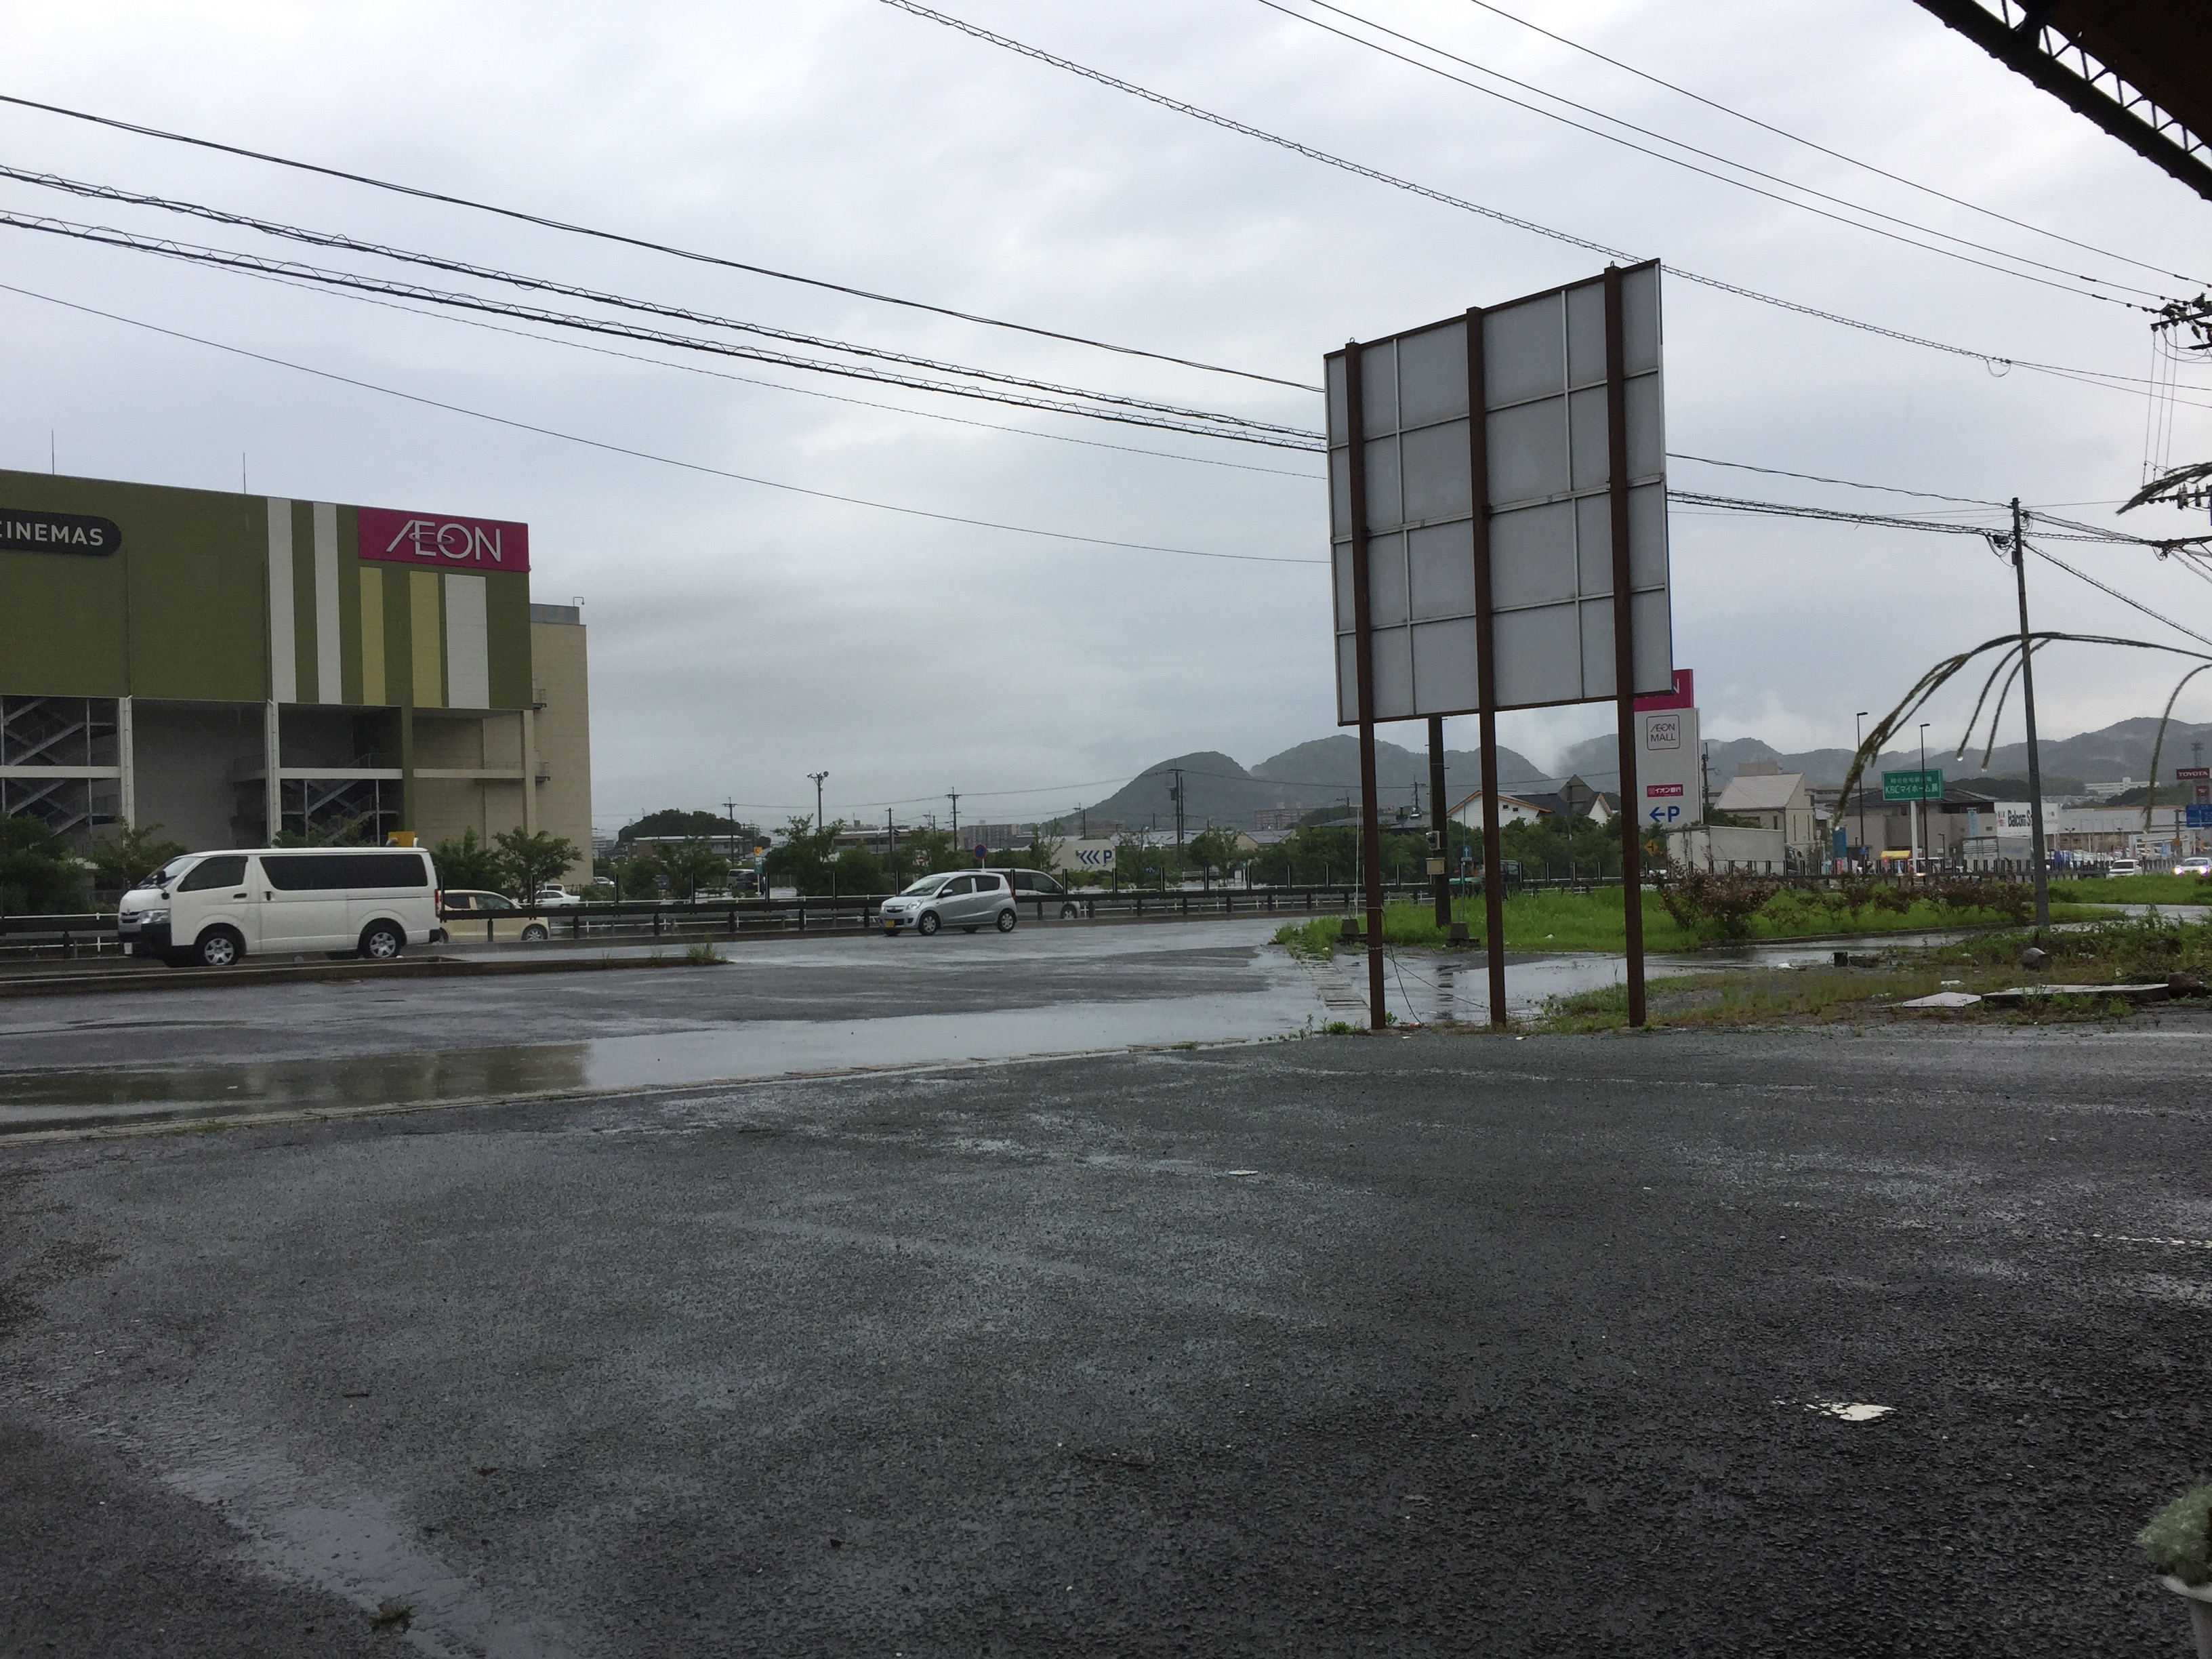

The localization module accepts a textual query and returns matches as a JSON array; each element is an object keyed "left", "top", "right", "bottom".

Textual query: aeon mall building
[{"left": 0, "top": 467, "right": 590, "bottom": 878}]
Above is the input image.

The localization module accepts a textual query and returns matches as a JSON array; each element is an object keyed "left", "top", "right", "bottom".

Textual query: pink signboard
[
  {"left": 1635, "top": 668, "right": 1694, "bottom": 713},
  {"left": 356, "top": 506, "right": 529, "bottom": 573}
]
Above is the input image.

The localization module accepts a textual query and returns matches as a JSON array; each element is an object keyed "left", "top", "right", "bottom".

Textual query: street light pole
[
  {"left": 1854, "top": 712, "right": 1868, "bottom": 872},
  {"left": 1917, "top": 722, "right": 1931, "bottom": 877},
  {"left": 2011, "top": 497, "right": 2051, "bottom": 928},
  {"left": 808, "top": 771, "right": 828, "bottom": 833}
]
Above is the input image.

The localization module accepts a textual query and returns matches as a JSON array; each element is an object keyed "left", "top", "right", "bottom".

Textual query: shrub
[
  {"left": 1658, "top": 869, "right": 1777, "bottom": 941},
  {"left": 1929, "top": 876, "right": 2034, "bottom": 924},
  {"left": 2137, "top": 1483, "right": 2212, "bottom": 1586}
]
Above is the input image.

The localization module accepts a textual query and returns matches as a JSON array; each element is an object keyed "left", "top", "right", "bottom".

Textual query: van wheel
[
  {"left": 359, "top": 921, "right": 405, "bottom": 961},
  {"left": 996, "top": 909, "right": 1017, "bottom": 933},
  {"left": 521, "top": 923, "right": 549, "bottom": 942},
  {"left": 194, "top": 927, "right": 243, "bottom": 968},
  {"left": 917, "top": 912, "right": 940, "bottom": 937}
]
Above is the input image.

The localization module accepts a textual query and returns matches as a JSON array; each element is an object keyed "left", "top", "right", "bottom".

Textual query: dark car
[{"left": 1006, "top": 869, "right": 1084, "bottom": 918}]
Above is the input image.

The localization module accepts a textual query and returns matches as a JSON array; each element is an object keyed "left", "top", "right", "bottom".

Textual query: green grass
[
  {"left": 2049, "top": 873, "right": 2212, "bottom": 905},
  {"left": 1274, "top": 888, "right": 2112, "bottom": 958},
  {"left": 1534, "top": 912, "right": 2212, "bottom": 1032}
]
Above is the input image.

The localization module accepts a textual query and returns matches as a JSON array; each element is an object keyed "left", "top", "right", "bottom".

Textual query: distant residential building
[
  {"left": 1448, "top": 788, "right": 1547, "bottom": 828},
  {"left": 1715, "top": 771, "right": 1819, "bottom": 863}
]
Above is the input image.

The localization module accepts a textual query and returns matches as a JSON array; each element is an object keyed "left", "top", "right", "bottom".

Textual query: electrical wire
[
  {"left": 2022, "top": 537, "right": 2212, "bottom": 651},
  {"left": 1457, "top": 0, "right": 2209, "bottom": 289},
  {"left": 879, "top": 1, "right": 2212, "bottom": 403},
  {"left": 230, "top": 258, "right": 1329, "bottom": 479},
  {"left": 1666, "top": 452, "right": 2005, "bottom": 507},
  {"left": 1258, "top": 0, "right": 2167, "bottom": 308},
  {"left": 0, "top": 164, "right": 1320, "bottom": 440},
  {"left": 0, "top": 279, "right": 1327, "bottom": 566},
  {"left": 0, "top": 211, "right": 1323, "bottom": 450},
  {"left": 0, "top": 91, "right": 1319, "bottom": 392}
]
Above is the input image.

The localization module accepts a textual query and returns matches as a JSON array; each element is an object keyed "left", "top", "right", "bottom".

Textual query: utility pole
[
  {"left": 1853, "top": 714, "right": 1868, "bottom": 871},
  {"left": 1915, "top": 723, "right": 1930, "bottom": 878},
  {"left": 947, "top": 789, "right": 960, "bottom": 847},
  {"left": 886, "top": 808, "right": 895, "bottom": 869},
  {"left": 2011, "top": 496, "right": 2051, "bottom": 927},
  {"left": 723, "top": 798, "right": 739, "bottom": 864},
  {"left": 1427, "top": 714, "right": 1449, "bottom": 928},
  {"left": 808, "top": 771, "right": 828, "bottom": 833},
  {"left": 1169, "top": 769, "right": 1185, "bottom": 851}
]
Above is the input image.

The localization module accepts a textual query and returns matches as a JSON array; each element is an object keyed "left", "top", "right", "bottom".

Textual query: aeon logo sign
[{"left": 356, "top": 506, "right": 531, "bottom": 573}]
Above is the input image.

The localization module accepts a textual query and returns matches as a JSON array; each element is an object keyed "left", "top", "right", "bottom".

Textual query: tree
[
  {"left": 430, "top": 827, "right": 503, "bottom": 890},
  {"left": 654, "top": 836, "right": 732, "bottom": 899},
  {"left": 886, "top": 825, "right": 966, "bottom": 886},
  {"left": 619, "top": 807, "right": 760, "bottom": 843},
  {"left": 88, "top": 821, "right": 187, "bottom": 892},
  {"left": 0, "top": 815, "right": 87, "bottom": 914},
  {"left": 763, "top": 817, "right": 840, "bottom": 895},
  {"left": 1185, "top": 827, "right": 1242, "bottom": 888},
  {"left": 493, "top": 827, "right": 584, "bottom": 897},
  {"left": 832, "top": 844, "right": 888, "bottom": 893}
]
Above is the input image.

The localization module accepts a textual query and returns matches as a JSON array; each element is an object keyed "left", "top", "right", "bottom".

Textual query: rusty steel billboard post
[{"left": 1326, "top": 262, "right": 1673, "bottom": 1029}]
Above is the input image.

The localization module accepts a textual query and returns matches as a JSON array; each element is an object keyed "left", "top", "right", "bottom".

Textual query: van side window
[
  {"left": 261, "top": 852, "right": 429, "bottom": 890},
  {"left": 178, "top": 855, "right": 249, "bottom": 893}
]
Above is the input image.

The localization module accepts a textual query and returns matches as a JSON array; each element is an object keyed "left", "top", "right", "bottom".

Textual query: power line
[
  {"left": 1667, "top": 452, "right": 2006, "bottom": 507},
  {"left": 0, "top": 210, "right": 1322, "bottom": 450},
  {"left": 0, "top": 90, "right": 1319, "bottom": 392},
  {"left": 0, "top": 279, "right": 1327, "bottom": 566},
  {"left": 207, "top": 255, "right": 1329, "bottom": 480},
  {"left": 878, "top": 1, "right": 2212, "bottom": 402},
  {"left": 2022, "top": 537, "right": 2212, "bottom": 651},
  {"left": 1458, "top": 0, "right": 2207, "bottom": 289},
  {"left": 1258, "top": 0, "right": 2167, "bottom": 308},
  {"left": 0, "top": 165, "right": 1321, "bottom": 440}
]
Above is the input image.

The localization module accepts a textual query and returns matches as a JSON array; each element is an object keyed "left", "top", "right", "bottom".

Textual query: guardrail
[{"left": 0, "top": 885, "right": 1446, "bottom": 960}]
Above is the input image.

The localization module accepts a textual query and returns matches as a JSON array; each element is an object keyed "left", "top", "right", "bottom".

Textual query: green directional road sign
[{"left": 1881, "top": 769, "right": 1944, "bottom": 802}]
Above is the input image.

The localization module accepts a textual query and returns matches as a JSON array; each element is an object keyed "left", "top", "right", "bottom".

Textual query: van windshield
[
  {"left": 900, "top": 874, "right": 951, "bottom": 897},
  {"left": 144, "top": 855, "right": 198, "bottom": 890}
]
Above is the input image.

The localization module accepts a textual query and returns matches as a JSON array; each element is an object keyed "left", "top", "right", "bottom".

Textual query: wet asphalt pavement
[{"left": 4, "top": 1002, "right": 2211, "bottom": 1656}]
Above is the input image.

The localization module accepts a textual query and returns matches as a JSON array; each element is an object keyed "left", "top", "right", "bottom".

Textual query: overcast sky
[{"left": 6, "top": 0, "right": 2209, "bottom": 832}]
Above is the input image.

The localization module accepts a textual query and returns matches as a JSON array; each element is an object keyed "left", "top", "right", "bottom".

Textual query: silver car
[{"left": 879, "top": 871, "right": 1018, "bottom": 936}]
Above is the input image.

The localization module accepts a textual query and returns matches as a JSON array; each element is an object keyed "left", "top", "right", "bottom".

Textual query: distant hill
[
  {"left": 1559, "top": 716, "right": 2212, "bottom": 792},
  {"left": 1078, "top": 735, "right": 1540, "bottom": 830}
]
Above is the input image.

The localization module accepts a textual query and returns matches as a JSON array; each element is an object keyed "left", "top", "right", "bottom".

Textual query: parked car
[
  {"left": 119, "top": 847, "right": 440, "bottom": 967},
  {"left": 534, "top": 885, "right": 581, "bottom": 907},
  {"left": 1006, "top": 869, "right": 1084, "bottom": 918},
  {"left": 878, "top": 870, "right": 1018, "bottom": 936},
  {"left": 2108, "top": 858, "right": 2142, "bottom": 878},
  {"left": 442, "top": 888, "right": 551, "bottom": 943},
  {"left": 2177, "top": 857, "right": 2212, "bottom": 877}
]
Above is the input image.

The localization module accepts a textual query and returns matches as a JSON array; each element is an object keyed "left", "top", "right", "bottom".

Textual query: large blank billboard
[{"left": 1328, "top": 264, "right": 1672, "bottom": 723}]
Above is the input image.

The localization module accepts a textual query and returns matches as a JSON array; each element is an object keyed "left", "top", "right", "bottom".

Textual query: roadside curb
[{"left": 0, "top": 950, "right": 724, "bottom": 1000}]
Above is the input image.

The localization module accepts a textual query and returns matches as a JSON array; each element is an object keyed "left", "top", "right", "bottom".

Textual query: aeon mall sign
[{"left": 357, "top": 506, "right": 530, "bottom": 573}]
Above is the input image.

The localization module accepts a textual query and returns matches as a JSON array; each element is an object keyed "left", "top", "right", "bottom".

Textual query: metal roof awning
[{"left": 1910, "top": 1, "right": 2212, "bottom": 201}]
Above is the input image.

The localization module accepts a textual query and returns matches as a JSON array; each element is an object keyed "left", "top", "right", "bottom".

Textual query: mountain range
[
  {"left": 1555, "top": 716, "right": 2212, "bottom": 794},
  {"left": 1075, "top": 716, "right": 2212, "bottom": 830}
]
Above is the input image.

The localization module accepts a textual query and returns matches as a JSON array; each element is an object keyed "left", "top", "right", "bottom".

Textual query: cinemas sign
[{"left": 358, "top": 506, "right": 530, "bottom": 573}]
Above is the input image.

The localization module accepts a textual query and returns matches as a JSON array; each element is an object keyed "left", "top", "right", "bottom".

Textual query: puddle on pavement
[{"left": 1, "top": 987, "right": 1330, "bottom": 1134}]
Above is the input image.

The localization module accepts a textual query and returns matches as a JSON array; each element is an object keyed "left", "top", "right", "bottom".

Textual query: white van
[{"left": 118, "top": 847, "right": 441, "bottom": 968}]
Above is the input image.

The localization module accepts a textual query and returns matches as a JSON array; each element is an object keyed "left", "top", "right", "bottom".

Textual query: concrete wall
[
  {"left": 132, "top": 701, "right": 265, "bottom": 849},
  {"left": 1667, "top": 825, "right": 1787, "bottom": 873},
  {"left": 531, "top": 617, "right": 594, "bottom": 886}
]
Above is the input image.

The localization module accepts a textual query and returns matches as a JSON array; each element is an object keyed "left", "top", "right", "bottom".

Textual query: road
[{"left": 1, "top": 922, "right": 2208, "bottom": 1655}]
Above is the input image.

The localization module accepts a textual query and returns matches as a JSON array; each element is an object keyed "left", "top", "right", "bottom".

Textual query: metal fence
[{"left": 0, "top": 884, "right": 1446, "bottom": 960}]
